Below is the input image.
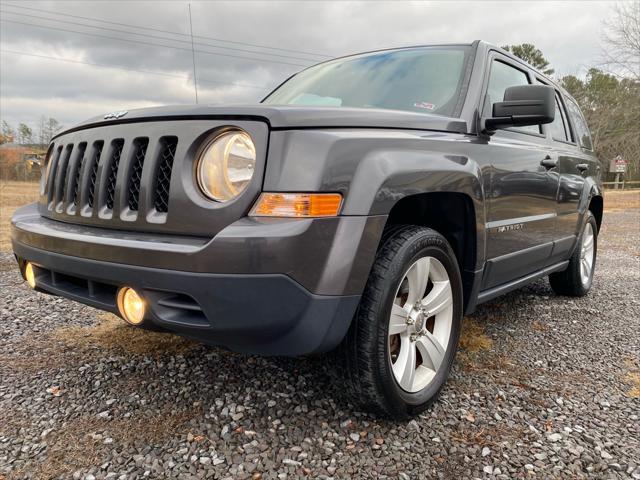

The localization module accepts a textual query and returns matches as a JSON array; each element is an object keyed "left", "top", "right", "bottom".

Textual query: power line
[
  {"left": 1, "top": 2, "right": 332, "bottom": 59},
  {"left": 0, "top": 49, "right": 271, "bottom": 91},
  {"left": 0, "top": 19, "right": 311, "bottom": 68},
  {"left": 188, "top": 4, "right": 198, "bottom": 104},
  {"left": 0, "top": 8, "right": 325, "bottom": 63}
]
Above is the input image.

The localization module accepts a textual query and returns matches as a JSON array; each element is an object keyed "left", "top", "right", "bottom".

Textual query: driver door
[{"left": 481, "top": 56, "right": 560, "bottom": 289}]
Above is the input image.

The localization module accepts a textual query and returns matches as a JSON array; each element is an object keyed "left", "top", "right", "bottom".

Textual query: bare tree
[
  {"left": 602, "top": 2, "right": 640, "bottom": 79},
  {"left": 18, "top": 123, "right": 33, "bottom": 145},
  {"left": 1, "top": 120, "right": 15, "bottom": 143},
  {"left": 37, "top": 115, "right": 47, "bottom": 148},
  {"left": 43, "top": 118, "right": 62, "bottom": 145},
  {"left": 563, "top": 68, "right": 640, "bottom": 181}
]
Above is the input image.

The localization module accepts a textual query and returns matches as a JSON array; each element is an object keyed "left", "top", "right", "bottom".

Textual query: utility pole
[{"left": 188, "top": 4, "right": 199, "bottom": 104}]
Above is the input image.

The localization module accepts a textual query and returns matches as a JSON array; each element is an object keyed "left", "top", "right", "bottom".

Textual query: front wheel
[
  {"left": 549, "top": 211, "right": 598, "bottom": 296},
  {"left": 336, "top": 225, "right": 463, "bottom": 418}
]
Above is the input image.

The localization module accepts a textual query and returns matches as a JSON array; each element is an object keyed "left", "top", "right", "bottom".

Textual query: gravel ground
[{"left": 1, "top": 208, "right": 639, "bottom": 480}]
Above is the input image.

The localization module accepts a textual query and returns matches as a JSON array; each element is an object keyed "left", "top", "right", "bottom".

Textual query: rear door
[
  {"left": 481, "top": 55, "right": 560, "bottom": 289},
  {"left": 534, "top": 80, "right": 589, "bottom": 262},
  {"left": 557, "top": 97, "right": 597, "bottom": 238}
]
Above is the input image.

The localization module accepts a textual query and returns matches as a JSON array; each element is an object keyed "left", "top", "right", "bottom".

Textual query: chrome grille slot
[
  {"left": 153, "top": 137, "right": 178, "bottom": 213},
  {"left": 70, "top": 142, "right": 88, "bottom": 207},
  {"left": 104, "top": 139, "right": 124, "bottom": 211},
  {"left": 127, "top": 138, "right": 148, "bottom": 211},
  {"left": 53, "top": 144, "right": 73, "bottom": 210},
  {"left": 40, "top": 143, "right": 55, "bottom": 195},
  {"left": 86, "top": 141, "right": 104, "bottom": 209},
  {"left": 45, "top": 145, "right": 63, "bottom": 205}
]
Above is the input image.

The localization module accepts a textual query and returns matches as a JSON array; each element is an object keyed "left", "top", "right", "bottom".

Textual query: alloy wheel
[
  {"left": 580, "top": 222, "right": 595, "bottom": 285},
  {"left": 388, "top": 256, "right": 453, "bottom": 393}
]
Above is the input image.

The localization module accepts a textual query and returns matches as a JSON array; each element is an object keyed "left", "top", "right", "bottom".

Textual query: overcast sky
[{"left": 0, "top": 0, "right": 618, "bottom": 133}]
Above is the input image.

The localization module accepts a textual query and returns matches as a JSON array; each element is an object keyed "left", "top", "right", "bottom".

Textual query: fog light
[
  {"left": 25, "top": 262, "right": 36, "bottom": 288},
  {"left": 117, "top": 287, "right": 146, "bottom": 325}
]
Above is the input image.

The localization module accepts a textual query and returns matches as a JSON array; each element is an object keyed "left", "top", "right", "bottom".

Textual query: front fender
[
  {"left": 265, "top": 129, "right": 487, "bottom": 268},
  {"left": 345, "top": 149, "right": 484, "bottom": 216},
  {"left": 265, "top": 129, "right": 485, "bottom": 213}
]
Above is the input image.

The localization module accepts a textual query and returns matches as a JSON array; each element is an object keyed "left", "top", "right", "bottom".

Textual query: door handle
[
  {"left": 540, "top": 156, "right": 557, "bottom": 169},
  {"left": 576, "top": 163, "right": 589, "bottom": 173}
]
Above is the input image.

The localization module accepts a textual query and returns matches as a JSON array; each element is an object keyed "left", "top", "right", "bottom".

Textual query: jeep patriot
[{"left": 11, "top": 41, "right": 602, "bottom": 418}]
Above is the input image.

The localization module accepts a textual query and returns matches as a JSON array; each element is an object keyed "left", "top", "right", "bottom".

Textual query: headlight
[{"left": 196, "top": 130, "right": 256, "bottom": 202}]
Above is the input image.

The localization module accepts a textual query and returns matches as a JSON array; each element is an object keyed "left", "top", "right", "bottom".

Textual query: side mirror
[{"left": 483, "top": 85, "right": 555, "bottom": 133}]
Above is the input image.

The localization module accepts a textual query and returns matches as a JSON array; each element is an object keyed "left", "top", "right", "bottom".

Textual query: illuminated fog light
[
  {"left": 117, "top": 287, "right": 146, "bottom": 325},
  {"left": 25, "top": 262, "right": 36, "bottom": 289}
]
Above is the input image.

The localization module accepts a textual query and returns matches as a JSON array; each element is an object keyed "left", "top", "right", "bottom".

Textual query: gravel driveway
[{"left": 1, "top": 208, "right": 638, "bottom": 480}]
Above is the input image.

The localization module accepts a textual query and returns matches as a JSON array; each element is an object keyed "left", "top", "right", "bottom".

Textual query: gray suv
[{"left": 11, "top": 40, "right": 602, "bottom": 418}]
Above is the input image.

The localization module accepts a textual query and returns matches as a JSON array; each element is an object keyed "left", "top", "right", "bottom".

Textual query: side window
[
  {"left": 535, "top": 79, "right": 569, "bottom": 142},
  {"left": 549, "top": 95, "right": 571, "bottom": 142},
  {"left": 565, "top": 97, "right": 593, "bottom": 150},
  {"left": 486, "top": 60, "right": 539, "bottom": 134}
]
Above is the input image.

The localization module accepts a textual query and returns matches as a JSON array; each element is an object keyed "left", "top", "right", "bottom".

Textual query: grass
[
  {"left": 603, "top": 189, "right": 640, "bottom": 212},
  {"left": 0, "top": 313, "right": 196, "bottom": 375},
  {"left": 459, "top": 317, "right": 494, "bottom": 353},
  {"left": 8, "top": 407, "right": 200, "bottom": 480},
  {"left": 52, "top": 312, "right": 196, "bottom": 357},
  {"left": 626, "top": 373, "right": 640, "bottom": 398},
  {"left": 623, "top": 358, "right": 640, "bottom": 399},
  {"left": 0, "top": 180, "right": 39, "bottom": 251}
]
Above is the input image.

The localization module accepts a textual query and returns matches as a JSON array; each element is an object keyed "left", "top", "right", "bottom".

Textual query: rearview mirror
[{"left": 483, "top": 85, "right": 555, "bottom": 133}]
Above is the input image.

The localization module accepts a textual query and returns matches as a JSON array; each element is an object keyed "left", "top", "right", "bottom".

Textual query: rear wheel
[
  {"left": 337, "top": 225, "right": 463, "bottom": 418},
  {"left": 549, "top": 211, "right": 598, "bottom": 296}
]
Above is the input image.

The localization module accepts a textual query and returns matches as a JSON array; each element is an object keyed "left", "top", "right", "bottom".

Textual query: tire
[
  {"left": 549, "top": 211, "right": 598, "bottom": 296},
  {"left": 336, "top": 225, "right": 463, "bottom": 419}
]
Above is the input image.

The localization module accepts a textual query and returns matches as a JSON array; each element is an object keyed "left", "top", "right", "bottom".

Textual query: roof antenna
[{"left": 188, "top": 3, "right": 198, "bottom": 104}]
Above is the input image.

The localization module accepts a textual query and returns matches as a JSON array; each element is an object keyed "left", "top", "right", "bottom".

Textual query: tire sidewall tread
[
  {"left": 549, "top": 211, "right": 598, "bottom": 297},
  {"left": 337, "top": 225, "right": 463, "bottom": 418}
]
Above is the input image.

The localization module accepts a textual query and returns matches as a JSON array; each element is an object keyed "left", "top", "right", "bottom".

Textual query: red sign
[{"left": 610, "top": 155, "right": 628, "bottom": 173}]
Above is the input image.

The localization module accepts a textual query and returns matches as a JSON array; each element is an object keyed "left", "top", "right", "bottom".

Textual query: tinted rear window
[{"left": 565, "top": 97, "right": 593, "bottom": 150}]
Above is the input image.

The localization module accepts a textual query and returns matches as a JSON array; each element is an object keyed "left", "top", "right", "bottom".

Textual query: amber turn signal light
[{"left": 250, "top": 193, "right": 342, "bottom": 217}]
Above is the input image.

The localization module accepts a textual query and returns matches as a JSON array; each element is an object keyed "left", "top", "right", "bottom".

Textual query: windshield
[{"left": 263, "top": 46, "right": 471, "bottom": 117}]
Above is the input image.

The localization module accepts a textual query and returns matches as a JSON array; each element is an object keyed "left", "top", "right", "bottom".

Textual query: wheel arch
[
  {"left": 588, "top": 195, "right": 603, "bottom": 232},
  {"left": 381, "top": 191, "right": 480, "bottom": 314}
]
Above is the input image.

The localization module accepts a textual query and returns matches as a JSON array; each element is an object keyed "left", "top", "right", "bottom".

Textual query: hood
[{"left": 56, "top": 104, "right": 468, "bottom": 139}]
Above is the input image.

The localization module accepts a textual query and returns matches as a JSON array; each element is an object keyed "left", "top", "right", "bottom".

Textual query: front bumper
[{"left": 11, "top": 204, "right": 386, "bottom": 355}]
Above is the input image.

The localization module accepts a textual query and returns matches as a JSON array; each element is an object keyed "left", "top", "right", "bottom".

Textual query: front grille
[
  {"left": 55, "top": 144, "right": 74, "bottom": 207},
  {"left": 70, "top": 142, "right": 88, "bottom": 206},
  {"left": 46, "top": 146, "right": 63, "bottom": 206},
  {"left": 105, "top": 139, "right": 124, "bottom": 210},
  {"left": 87, "top": 141, "right": 104, "bottom": 208},
  {"left": 153, "top": 137, "right": 177, "bottom": 213},
  {"left": 127, "top": 138, "right": 148, "bottom": 211},
  {"left": 43, "top": 134, "right": 178, "bottom": 222}
]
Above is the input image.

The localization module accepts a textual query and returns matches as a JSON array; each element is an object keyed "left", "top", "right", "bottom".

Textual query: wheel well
[
  {"left": 589, "top": 195, "right": 603, "bottom": 232},
  {"left": 384, "top": 192, "right": 477, "bottom": 308}
]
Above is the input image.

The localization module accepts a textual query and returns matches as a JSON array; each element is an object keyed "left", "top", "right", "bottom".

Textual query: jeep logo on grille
[{"left": 104, "top": 110, "right": 128, "bottom": 120}]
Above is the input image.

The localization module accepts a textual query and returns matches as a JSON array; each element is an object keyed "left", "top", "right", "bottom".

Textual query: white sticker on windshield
[{"left": 413, "top": 102, "right": 435, "bottom": 110}]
